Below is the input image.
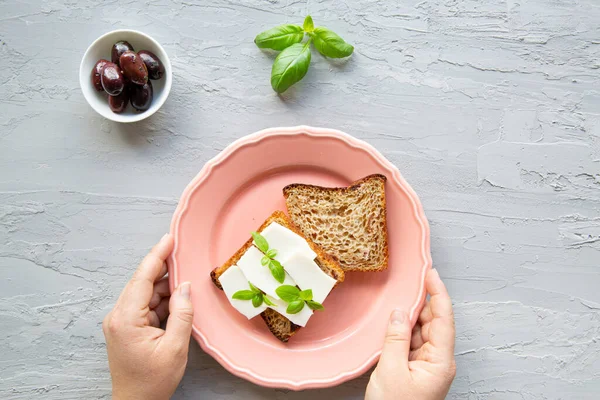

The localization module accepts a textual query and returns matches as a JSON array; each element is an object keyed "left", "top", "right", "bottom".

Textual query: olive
[
  {"left": 138, "top": 50, "right": 165, "bottom": 80},
  {"left": 100, "top": 62, "right": 125, "bottom": 96},
  {"left": 130, "top": 80, "right": 153, "bottom": 112},
  {"left": 108, "top": 86, "right": 130, "bottom": 113},
  {"left": 91, "top": 59, "right": 110, "bottom": 91},
  {"left": 111, "top": 41, "right": 134, "bottom": 65},
  {"left": 119, "top": 51, "right": 148, "bottom": 86}
]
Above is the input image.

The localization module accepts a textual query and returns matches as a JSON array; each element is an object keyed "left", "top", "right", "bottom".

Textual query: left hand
[{"left": 102, "top": 234, "right": 194, "bottom": 400}]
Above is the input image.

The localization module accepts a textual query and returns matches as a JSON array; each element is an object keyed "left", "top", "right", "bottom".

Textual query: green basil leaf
[
  {"left": 307, "top": 300, "right": 324, "bottom": 311},
  {"left": 266, "top": 248, "right": 278, "bottom": 258},
  {"left": 303, "top": 15, "right": 314, "bottom": 33},
  {"left": 268, "top": 259, "right": 285, "bottom": 283},
  {"left": 311, "top": 27, "right": 354, "bottom": 58},
  {"left": 254, "top": 24, "right": 304, "bottom": 51},
  {"left": 263, "top": 295, "right": 276, "bottom": 307},
  {"left": 261, "top": 255, "right": 270, "bottom": 266},
  {"left": 252, "top": 293, "right": 264, "bottom": 308},
  {"left": 248, "top": 282, "right": 261, "bottom": 294},
  {"left": 299, "top": 289, "right": 313, "bottom": 301},
  {"left": 286, "top": 299, "right": 305, "bottom": 314},
  {"left": 276, "top": 285, "right": 300, "bottom": 302},
  {"left": 232, "top": 290, "right": 255, "bottom": 300},
  {"left": 271, "top": 42, "right": 311, "bottom": 93},
  {"left": 251, "top": 231, "right": 269, "bottom": 253}
]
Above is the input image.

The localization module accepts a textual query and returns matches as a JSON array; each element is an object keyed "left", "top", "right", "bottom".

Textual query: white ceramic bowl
[{"left": 79, "top": 29, "right": 172, "bottom": 123}]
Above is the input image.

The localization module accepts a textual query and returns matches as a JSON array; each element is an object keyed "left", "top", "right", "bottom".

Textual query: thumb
[
  {"left": 164, "top": 282, "right": 194, "bottom": 352},
  {"left": 377, "top": 309, "right": 411, "bottom": 374}
]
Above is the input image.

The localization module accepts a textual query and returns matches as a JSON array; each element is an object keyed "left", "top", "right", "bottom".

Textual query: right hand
[{"left": 365, "top": 268, "right": 456, "bottom": 400}]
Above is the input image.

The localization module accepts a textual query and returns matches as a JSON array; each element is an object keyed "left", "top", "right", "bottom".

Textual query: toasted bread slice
[
  {"left": 283, "top": 174, "right": 389, "bottom": 272},
  {"left": 211, "top": 211, "right": 344, "bottom": 342}
]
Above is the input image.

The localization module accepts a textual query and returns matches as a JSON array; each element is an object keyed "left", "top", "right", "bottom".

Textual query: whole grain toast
[
  {"left": 211, "top": 211, "right": 345, "bottom": 342},
  {"left": 283, "top": 174, "right": 389, "bottom": 272}
]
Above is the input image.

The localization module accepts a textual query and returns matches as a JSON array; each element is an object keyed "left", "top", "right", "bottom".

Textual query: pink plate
[{"left": 168, "top": 126, "right": 431, "bottom": 390}]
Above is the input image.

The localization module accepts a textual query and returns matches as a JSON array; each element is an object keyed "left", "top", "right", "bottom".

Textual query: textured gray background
[{"left": 1, "top": 0, "right": 599, "bottom": 399}]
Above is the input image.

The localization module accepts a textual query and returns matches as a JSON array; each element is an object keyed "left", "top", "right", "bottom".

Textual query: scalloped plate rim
[{"left": 167, "top": 125, "right": 431, "bottom": 390}]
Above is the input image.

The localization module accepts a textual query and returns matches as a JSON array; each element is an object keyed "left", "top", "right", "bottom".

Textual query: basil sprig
[
  {"left": 251, "top": 231, "right": 285, "bottom": 283},
  {"left": 248, "top": 231, "right": 325, "bottom": 314},
  {"left": 275, "top": 285, "right": 324, "bottom": 314},
  {"left": 232, "top": 281, "right": 276, "bottom": 308},
  {"left": 254, "top": 15, "right": 353, "bottom": 93}
]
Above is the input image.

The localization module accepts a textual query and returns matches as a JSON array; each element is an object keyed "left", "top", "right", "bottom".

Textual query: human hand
[
  {"left": 102, "top": 234, "right": 194, "bottom": 400},
  {"left": 365, "top": 269, "right": 456, "bottom": 400}
]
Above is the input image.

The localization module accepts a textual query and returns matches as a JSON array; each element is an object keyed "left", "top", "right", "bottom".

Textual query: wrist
[{"left": 113, "top": 387, "right": 166, "bottom": 400}]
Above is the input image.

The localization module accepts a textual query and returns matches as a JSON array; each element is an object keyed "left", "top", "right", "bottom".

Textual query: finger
[
  {"left": 426, "top": 269, "right": 455, "bottom": 361},
  {"left": 421, "top": 320, "right": 431, "bottom": 343},
  {"left": 409, "top": 347, "right": 424, "bottom": 362},
  {"left": 148, "top": 297, "right": 170, "bottom": 327},
  {"left": 135, "top": 234, "right": 173, "bottom": 284},
  {"left": 376, "top": 309, "right": 411, "bottom": 377},
  {"left": 154, "top": 296, "right": 171, "bottom": 322},
  {"left": 162, "top": 282, "right": 194, "bottom": 354},
  {"left": 419, "top": 301, "right": 433, "bottom": 325},
  {"left": 149, "top": 277, "right": 171, "bottom": 309},
  {"left": 428, "top": 269, "right": 453, "bottom": 319},
  {"left": 120, "top": 234, "right": 174, "bottom": 313},
  {"left": 410, "top": 323, "right": 424, "bottom": 350},
  {"left": 148, "top": 310, "right": 160, "bottom": 328}
]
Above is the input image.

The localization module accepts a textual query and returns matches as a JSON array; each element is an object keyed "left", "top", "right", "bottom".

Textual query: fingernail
[
  {"left": 162, "top": 233, "right": 170, "bottom": 241},
  {"left": 179, "top": 282, "right": 191, "bottom": 300},
  {"left": 391, "top": 309, "right": 406, "bottom": 325}
]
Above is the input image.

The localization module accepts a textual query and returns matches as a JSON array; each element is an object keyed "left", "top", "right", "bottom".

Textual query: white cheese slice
[
  {"left": 282, "top": 253, "right": 337, "bottom": 303},
  {"left": 236, "top": 246, "right": 296, "bottom": 299},
  {"left": 260, "top": 222, "right": 317, "bottom": 263},
  {"left": 218, "top": 265, "right": 266, "bottom": 319},
  {"left": 268, "top": 298, "right": 313, "bottom": 327}
]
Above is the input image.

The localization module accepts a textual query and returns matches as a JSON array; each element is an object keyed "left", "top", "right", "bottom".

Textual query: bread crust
[{"left": 283, "top": 173, "right": 386, "bottom": 194}]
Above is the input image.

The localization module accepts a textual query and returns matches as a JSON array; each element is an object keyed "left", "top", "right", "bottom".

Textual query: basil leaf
[
  {"left": 251, "top": 231, "right": 269, "bottom": 253},
  {"left": 266, "top": 248, "right": 278, "bottom": 258},
  {"left": 252, "top": 293, "right": 264, "bottom": 308},
  {"left": 286, "top": 299, "right": 305, "bottom": 314},
  {"left": 271, "top": 42, "right": 311, "bottom": 93},
  {"left": 303, "top": 15, "right": 314, "bottom": 33},
  {"left": 263, "top": 295, "right": 276, "bottom": 307},
  {"left": 261, "top": 255, "right": 270, "bottom": 266},
  {"left": 311, "top": 27, "right": 354, "bottom": 58},
  {"left": 232, "top": 290, "right": 255, "bottom": 300},
  {"left": 299, "top": 289, "right": 313, "bottom": 301},
  {"left": 255, "top": 24, "right": 304, "bottom": 51},
  {"left": 269, "top": 259, "right": 285, "bottom": 283},
  {"left": 248, "top": 282, "right": 261, "bottom": 294},
  {"left": 276, "top": 285, "right": 300, "bottom": 302},
  {"left": 307, "top": 300, "right": 324, "bottom": 311}
]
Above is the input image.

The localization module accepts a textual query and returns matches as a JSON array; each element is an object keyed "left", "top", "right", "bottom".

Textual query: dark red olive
[
  {"left": 111, "top": 41, "right": 134, "bottom": 65},
  {"left": 130, "top": 80, "right": 153, "bottom": 111},
  {"left": 119, "top": 51, "right": 148, "bottom": 86},
  {"left": 91, "top": 59, "right": 110, "bottom": 91},
  {"left": 100, "top": 62, "right": 125, "bottom": 96},
  {"left": 138, "top": 50, "right": 165, "bottom": 80},
  {"left": 109, "top": 86, "right": 130, "bottom": 113}
]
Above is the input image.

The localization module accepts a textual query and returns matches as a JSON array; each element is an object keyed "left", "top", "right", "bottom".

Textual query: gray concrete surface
[{"left": 1, "top": 0, "right": 599, "bottom": 399}]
